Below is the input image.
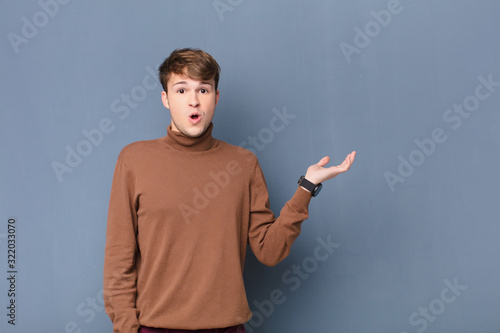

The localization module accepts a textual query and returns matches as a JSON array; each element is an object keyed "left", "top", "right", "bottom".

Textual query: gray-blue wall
[{"left": 1, "top": 1, "right": 499, "bottom": 332}]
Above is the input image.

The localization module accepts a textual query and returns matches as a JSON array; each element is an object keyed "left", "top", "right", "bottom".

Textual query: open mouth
[{"left": 189, "top": 113, "right": 201, "bottom": 124}]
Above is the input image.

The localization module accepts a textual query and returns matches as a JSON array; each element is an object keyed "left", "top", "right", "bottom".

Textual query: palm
[{"left": 305, "top": 151, "right": 356, "bottom": 184}]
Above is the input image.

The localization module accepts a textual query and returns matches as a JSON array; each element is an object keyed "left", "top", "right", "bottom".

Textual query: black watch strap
[{"left": 298, "top": 176, "right": 322, "bottom": 197}]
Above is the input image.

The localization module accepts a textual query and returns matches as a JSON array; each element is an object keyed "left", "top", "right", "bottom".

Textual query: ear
[
  {"left": 161, "top": 91, "right": 170, "bottom": 109},
  {"left": 215, "top": 89, "right": 220, "bottom": 106}
]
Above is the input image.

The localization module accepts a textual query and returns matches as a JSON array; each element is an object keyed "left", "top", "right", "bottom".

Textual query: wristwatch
[{"left": 297, "top": 176, "right": 322, "bottom": 197}]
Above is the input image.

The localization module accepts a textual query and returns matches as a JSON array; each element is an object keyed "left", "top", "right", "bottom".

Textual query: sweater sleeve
[
  {"left": 103, "top": 158, "right": 140, "bottom": 333},
  {"left": 247, "top": 158, "right": 313, "bottom": 267}
]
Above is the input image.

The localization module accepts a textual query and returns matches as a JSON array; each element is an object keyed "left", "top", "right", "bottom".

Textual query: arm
[
  {"left": 248, "top": 152, "right": 356, "bottom": 267},
  {"left": 247, "top": 158, "right": 312, "bottom": 267},
  {"left": 103, "top": 158, "right": 140, "bottom": 333}
]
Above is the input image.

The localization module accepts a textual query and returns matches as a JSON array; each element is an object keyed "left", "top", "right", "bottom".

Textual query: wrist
[
  {"left": 300, "top": 185, "right": 311, "bottom": 193},
  {"left": 304, "top": 173, "right": 320, "bottom": 185},
  {"left": 297, "top": 176, "right": 322, "bottom": 197}
]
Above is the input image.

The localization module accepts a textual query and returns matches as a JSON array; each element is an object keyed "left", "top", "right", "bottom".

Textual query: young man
[{"left": 103, "top": 48, "right": 356, "bottom": 333}]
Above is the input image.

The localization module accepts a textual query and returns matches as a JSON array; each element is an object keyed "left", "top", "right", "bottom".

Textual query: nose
[{"left": 188, "top": 91, "right": 200, "bottom": 107}]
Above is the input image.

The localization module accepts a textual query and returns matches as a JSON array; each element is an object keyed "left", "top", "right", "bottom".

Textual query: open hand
[{"left": 304, "top": 151, "right": 356, "bottom": 185}]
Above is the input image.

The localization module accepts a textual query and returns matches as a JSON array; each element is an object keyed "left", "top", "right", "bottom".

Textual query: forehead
[{"left": 168, "top": 73, "right": 214, "bottom": 86}]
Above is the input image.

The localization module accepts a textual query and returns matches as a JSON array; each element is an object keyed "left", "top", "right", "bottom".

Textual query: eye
[
  {"left": 200, "top": 88, "right": 208, "bottom": 93},
  {"left": 177, "top": 89, "right": 185, "bottom": 94}
]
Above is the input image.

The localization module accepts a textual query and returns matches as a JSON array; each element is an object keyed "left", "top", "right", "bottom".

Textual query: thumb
[{"left": 316, "top": 156, "right": 330, "bottom": 167}]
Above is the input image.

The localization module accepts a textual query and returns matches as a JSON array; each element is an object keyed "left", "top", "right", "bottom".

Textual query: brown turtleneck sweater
[{"left": 103, "top": 122, "right": 312, "bottom": 332}]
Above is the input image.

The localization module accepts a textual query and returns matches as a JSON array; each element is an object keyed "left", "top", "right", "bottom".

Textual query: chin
[{"left": 183, "top": 125, "right": 207, "bottom": 138}]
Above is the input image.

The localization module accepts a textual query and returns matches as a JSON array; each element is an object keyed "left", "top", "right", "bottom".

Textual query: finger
[
  {"left": 337, "top": 153, "right": 354, "bottom": 171},
  {"left": 346, "top": 151, "right": 356, "bottom": 168},
  {"left": 348, "top": 151, "right": 356, "bottom": 165},
  {"left": 316, "top": 156, "right": 330, "bottom": 167},
  {"left": 344, "top": 151, "right": 355, "bottom": 164}
]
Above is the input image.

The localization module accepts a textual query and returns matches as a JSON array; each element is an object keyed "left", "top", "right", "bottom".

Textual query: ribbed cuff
[{"left": 288, "top": 185, "right": 313, "bottom": 213}]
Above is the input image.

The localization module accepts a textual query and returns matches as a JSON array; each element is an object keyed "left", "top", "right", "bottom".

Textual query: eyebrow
[{"left": 172, "top": 81, "right": 213, "bottom": 88}]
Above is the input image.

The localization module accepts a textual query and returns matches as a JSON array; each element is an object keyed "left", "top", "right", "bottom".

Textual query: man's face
[{"left": 161, "top": 73, "right": 219, "bottom": 138}]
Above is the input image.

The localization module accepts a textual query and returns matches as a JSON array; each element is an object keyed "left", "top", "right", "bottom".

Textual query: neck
[{"left": 163, "top": 122, "right": 216, "bottom": 152}]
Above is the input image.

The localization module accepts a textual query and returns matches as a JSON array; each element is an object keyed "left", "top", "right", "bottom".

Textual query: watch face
[{"left": 313, "top": 183, "right": 322, "bottom": 197}]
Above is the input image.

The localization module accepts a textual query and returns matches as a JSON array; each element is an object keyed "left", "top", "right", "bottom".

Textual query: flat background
[{"left": 1, "top": 1, "right": 499, "bottom": 332}]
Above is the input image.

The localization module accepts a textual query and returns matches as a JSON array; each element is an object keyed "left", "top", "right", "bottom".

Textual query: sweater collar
[{"left": 163, "top": 122, "right": 216, "bottom": 152}]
